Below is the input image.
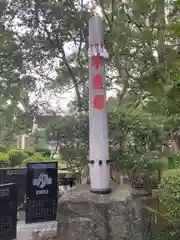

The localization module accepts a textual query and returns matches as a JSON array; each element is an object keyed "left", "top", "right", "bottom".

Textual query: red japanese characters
[
  {"left": 93, "top": 95, "right": 105, "bottom": 110},
  {"left": 91, "top": 55, "right": 102, "bottom": 69},
  {"left": 91, "top": 54, "right": 105, "bottom": 110},
  {"left": 92, "top": 74, "right": 104, "bottom": 90}
]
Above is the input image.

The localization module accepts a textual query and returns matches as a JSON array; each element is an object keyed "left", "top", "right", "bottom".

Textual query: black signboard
[
  {"left": 25, "top": 162, "right": 58, "bottom": 224},
  {"left": 0, "top": 183, "right": 17, "bottom": 240}
]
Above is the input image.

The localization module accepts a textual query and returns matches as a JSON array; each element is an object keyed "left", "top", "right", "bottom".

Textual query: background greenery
[{"left": 0, "top": 0, "right": 180, "bottom": 238}]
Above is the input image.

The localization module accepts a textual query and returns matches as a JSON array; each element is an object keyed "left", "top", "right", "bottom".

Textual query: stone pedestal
[{"left": 57, "top": 184, "right": 151, "bottom": 240}]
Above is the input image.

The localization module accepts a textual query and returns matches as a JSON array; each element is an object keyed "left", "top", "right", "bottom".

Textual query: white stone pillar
[{"left": 88, "top": 15, "right": 111, "bottom": 194}]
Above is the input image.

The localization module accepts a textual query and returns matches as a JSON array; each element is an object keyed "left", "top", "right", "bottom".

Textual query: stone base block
[{"left": 57, "top": 184, "right": 151, "bottom": 240}]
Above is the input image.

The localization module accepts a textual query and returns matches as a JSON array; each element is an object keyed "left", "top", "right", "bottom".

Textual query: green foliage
[
  {"left": 35, "top": 148, "right": 51, "bottom": 157},
  {"left": 46, "top": 106, "right": 168, "bottom": 171},
  {"left": 0, "top": 0, "right": 179, "bottom": 152},
  {"left": 46, "top": 113, "right": 88, "bottom": 150},
  {"left": 59, "top": 147, "right": 87, "bottom": 170},
  {"left": 0, "top": 152, "right": 8, "bottom": 161},
  {"left": 109, "top": 107, "right": 163, "bottom": 153},
  {"left": 32, "top": 152, "right": 49, "bottom": 161},
  {"left": 162, "top": 169, "right": 180, "bottom": 179},
  {"left": 22, "top": 149, "right": 34, "bottom": 156},
  {"left": 0, "top": 29, "right": 24, "bottom": 101},
  {"left": 167, "top": 153, "right": 180, "bottom": 168},
  {"left": 7, "top": 149, "right": 29, "bottom": 167},
  {"left": 159, "top": 174, "right": 180, "bottom": 238},
  {"left": 5, "top": 148, "right": 52, "bottom": 167},
  {"left": 0, "top": 145, "right": 7, "bottom": 153},
  {"left": 151, "top": 228, "right": 171, "bottom": 240},
  {"left": 21, "top": 152, "right": 50, "bottom": 167},
  {"left": 0, "top": 0, "right": 179, "bottom": 208},
  {"left": 21, "top": 158, "right": 35, "bottom": 167}
]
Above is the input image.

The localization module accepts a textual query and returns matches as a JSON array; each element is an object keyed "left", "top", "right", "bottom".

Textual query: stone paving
[
  {"left": 17, "top": 212, "right": 57, "bottom": 240},
  {"left": 17, "top": 221, "right": 57, "bottom": 240}
]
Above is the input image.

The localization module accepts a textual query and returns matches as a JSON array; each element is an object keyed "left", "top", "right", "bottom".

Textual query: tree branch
[{"left": 42, "top": 24, "right": 83, "bottom": 111}]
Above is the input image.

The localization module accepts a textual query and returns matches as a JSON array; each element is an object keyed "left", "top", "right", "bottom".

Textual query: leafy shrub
[
  {"left": 35, "top": 148, "right": 51, "bottom": 157},
  {"left": 158, "top": 174, "right": 180, "bottom": 238},
  {"left": 151, "top": 226, "right": 171, "bottom": 240},
  {"left": 0, "top": 152, "right": 8, "bottom": 161},
  {"left": 21, "top": 152, "right": 49, "bottom": 166},
  {"left": 7, "top": 149, "right": 29, "bottom": 167},
  {"left": 33, "top": 152, "right": 49, "bottom": 161},
  {"left": 0, "top": 146, "right": 7, "bottom": 153},
  {"left": 21, "top": 158, "right": 34, "bottom": 166},
  {"left": 167, "top": 152, "right": 180, "bottom": 168},
  {"left": 22, "top": 149, "right": 34, "bottom": 156}
]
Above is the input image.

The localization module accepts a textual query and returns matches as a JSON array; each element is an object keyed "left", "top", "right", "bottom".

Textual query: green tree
[
  {"left": 1, "top": 0, "right": 180, "bottom": 179},
  {"left": 46, "top": 106, "right": 170, "bottom": 173},
  {"left": 2, "top": 0, "right": 179, "bottom": 114}
]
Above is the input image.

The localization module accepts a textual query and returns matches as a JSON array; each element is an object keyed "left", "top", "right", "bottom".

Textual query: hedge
[
  {"left": 0, "top": 152, "right": 8, "bottom": 161},
  {"left": 21, "top": 152, "right": 50, "bottom": 166},
  {"left": 7, "top": 149, "right": 29, "bottom": 167}
]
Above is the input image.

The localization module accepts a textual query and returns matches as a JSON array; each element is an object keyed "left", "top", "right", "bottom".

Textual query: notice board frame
[{"left": 25, "top": 162, "right": 58, "bottom": 224}]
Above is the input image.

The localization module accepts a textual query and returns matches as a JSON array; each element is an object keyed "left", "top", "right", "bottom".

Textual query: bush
[
  {"left": 33, "top": 152, "right": 49, "bottom": 161},
  {"left": 35, "top": 148, "right": 51, "bottom": 157},
  {"left": 7, "top": 149, "right": 29, "bottom": 167},
  {"left": 0, "top": 146, "right": 7, "bottom": 153},
  {"left": 0, "top": 152, "right": 8, "bottom": 161},
  {"left": 167, "top": 152, "right": 180, "bottom": 168},
  {"left": 21, "top": 152, "right": 49, "bottom": 166},
  {"left": 21, "top": 158, "right": 34, "bottom": 166},
  {"left": 151, "top": 226, "right": 171, "bottom": 240},
  {"left": 22, "top": 149, "right": 34, "bottom": 156},
  {"left": 159, "top": 173, "right": 180, "bottom": 238}
]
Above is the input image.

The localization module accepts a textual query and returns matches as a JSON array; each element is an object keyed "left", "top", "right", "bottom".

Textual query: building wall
[{"left": 17, "top": 134, "right": 29, "bottom": 149}]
